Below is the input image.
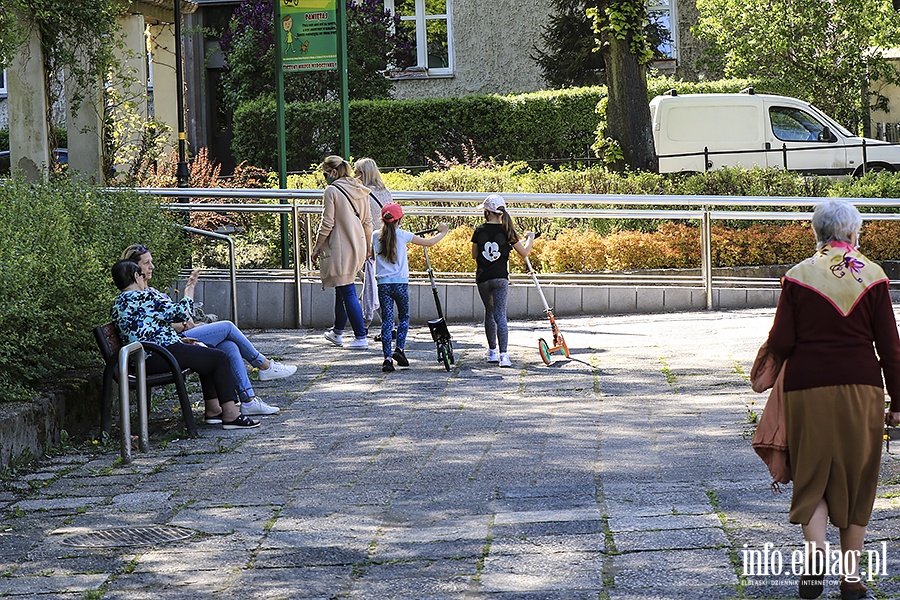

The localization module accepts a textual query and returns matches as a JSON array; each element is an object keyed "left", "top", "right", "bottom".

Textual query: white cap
[{"left": 478, "top": 194, "right": 506, "bottom": 214}]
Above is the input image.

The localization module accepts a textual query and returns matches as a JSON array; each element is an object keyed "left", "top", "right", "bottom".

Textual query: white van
[{"left": 650, "top": 90, "right": 900, "bottom": 177}]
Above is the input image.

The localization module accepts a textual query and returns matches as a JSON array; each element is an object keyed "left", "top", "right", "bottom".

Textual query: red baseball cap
[{"left": 381, "top": 203, "right": 403, "bottom": 222}]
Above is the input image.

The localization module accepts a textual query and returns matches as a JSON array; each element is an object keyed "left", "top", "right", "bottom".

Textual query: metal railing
[
  {"left": 657, "top": 138, "right": 900, "bottom": 174},
  {"left": 118, "top": 342, "right": 148, "bottom": 463},
  {"left": 131, "top": 188, "right": 900, "bottom": 315},
  {"left": 178, "top": 225, "right": 238, "bottom": 326}
]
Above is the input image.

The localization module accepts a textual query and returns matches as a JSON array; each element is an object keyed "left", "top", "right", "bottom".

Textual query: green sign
[{"left": 280, "top": 0, "right": 337, "bottom": 72}]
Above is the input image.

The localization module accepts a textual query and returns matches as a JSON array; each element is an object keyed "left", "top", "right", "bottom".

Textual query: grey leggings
[{"left": 477, "top": 278, "right": 509, "bottom": 353}]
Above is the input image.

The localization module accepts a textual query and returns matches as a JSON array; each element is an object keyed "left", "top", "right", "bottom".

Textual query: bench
[{"left": 93, "top": 323, "right": 198, "bottom": 438}]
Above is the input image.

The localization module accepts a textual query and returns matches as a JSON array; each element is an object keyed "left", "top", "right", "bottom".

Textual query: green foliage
[
  {"left": 532, "top": 1, "right": 608, "bottom": 88},
  {"left": 694, "top": 0, "right": 900, "bottom": 132},
  {"left": 591, "top": 0, "right": 655, "bottom": 65},
  {"left": 0, "top": 127, "right": 8, "bottom": 151},
  {"left": 0, "top": 178, "right": 187, "bottom": 402},
  {"left": 218, "top": 0, "right": 412, "bottom": 107},
  {"left": 233, "top": 87, "right": 606, "bottom": 171},
  {"left": 3, "top": 1, "right": 119, "bottom": 164}
]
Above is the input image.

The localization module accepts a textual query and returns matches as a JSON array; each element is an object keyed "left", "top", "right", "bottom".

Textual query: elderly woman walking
[
  {"left": 765, "top": 199, "right": 900, "bottom": 600},
  {"left": 311, "top": 155, "right": 373, "bottom": 349}
]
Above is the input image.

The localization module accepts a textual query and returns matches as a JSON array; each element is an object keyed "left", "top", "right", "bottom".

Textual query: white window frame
[
  {"left": 647, "top": 0, "right": 676, "bottom": 61},
  {"left": 385, "top": 0, "right": 454, "bottom": 76}
]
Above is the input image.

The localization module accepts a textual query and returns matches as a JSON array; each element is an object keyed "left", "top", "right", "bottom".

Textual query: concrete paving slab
[{"left": 4, "top": 308, "right": 900, "bottom": 598}]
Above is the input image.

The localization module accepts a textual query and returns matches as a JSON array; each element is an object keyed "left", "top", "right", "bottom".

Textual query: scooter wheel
[
  {"left": 559, "top": 335, "right": 570, "bottom": 358},
  {"left": 448, "top": 341, "right": 456, "bottom": 364},
  {"left": 438, "top": 344, "right": 452, "bottom": 371},
  {"left": 538, "top": 338, "right": 552, "bottom": 365}
]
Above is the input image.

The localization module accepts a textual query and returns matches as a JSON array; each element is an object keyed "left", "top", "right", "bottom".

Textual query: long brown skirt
[{"left": 784, "top": 384, "right": 884, "bottom": 528}]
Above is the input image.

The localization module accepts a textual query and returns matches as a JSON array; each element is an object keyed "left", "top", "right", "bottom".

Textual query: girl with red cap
[{"left": 373, "top": 203, "right": 449, "bottom": 372}]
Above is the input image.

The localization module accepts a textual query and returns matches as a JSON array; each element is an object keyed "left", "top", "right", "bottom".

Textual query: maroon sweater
[{"left": 766, "top": 279, "right": 900, "bottom": 410}]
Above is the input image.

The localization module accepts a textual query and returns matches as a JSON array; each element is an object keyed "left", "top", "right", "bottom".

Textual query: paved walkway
[{"left": 3, "top": 309, "right": 900, "bottom": 599}]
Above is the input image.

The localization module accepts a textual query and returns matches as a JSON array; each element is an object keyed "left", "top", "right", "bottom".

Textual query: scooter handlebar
[{"left": 414, "top": 228, "right": 439, "bottom": 236}]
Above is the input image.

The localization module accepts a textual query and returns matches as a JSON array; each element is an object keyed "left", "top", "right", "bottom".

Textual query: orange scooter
[{"left": 524, "top": 252, "right": 570, "bottom": 365}]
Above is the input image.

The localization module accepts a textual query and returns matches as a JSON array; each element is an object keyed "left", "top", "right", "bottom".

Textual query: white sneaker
[
  {"left": 240, "top": 398, "right": 280, "bottom": 415},
  {"left": 324, "top": 330, "right": 343, "bottom": 347},
  {"left": 345, "top": 336, "right": 369, "bottom": 349},
  {"left": 486, "top": 349, "right": 500, "bottom": 363},
  {"left": 257, "top": 360, "right": 297, "bottom": 381},
  {"left": 498, "top": 353, "right": 512, "bottom": 368}
]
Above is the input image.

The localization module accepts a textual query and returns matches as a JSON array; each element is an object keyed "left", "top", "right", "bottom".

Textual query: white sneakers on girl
[
  {"left": 498, "top": 353, "right": 512, "bottom": 368},
  {"left": 486, "top": 349, "right": 500, "bottom": 363}
]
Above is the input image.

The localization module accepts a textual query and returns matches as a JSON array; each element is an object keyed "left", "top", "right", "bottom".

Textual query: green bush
[
  {"left": 0, "top": 178, "right": 188, "bottom": 403},
  {"left": 232, "top": 87, "right": 606, "bottom": 172}
]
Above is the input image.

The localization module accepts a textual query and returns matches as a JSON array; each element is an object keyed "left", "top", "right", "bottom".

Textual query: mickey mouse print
[{"left": 472, "top": 222, "right": 513, "bottom": 283}]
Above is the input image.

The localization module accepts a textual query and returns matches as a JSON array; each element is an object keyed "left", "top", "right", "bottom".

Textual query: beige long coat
[{"left": 314, "top": 178, "right": 372, "bottom": 288}]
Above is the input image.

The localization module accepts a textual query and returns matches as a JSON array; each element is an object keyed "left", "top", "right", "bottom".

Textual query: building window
[
  {"left": 0, "top": 70, "right": 6, "bottom": 96},
  {"left": 647, "top": 0, "right": 675, "bottom": 60},
  {"left": 386, "top": 0, "right": 453, "bottom": 75}
]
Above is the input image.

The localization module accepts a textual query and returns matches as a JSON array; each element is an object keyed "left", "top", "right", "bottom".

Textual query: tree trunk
[{"left": 603, "top": 34, "right": 658, "bottom": 172}]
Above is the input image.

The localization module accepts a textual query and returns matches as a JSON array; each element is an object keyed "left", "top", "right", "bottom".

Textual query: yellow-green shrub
[{"left": 408, "top": 226, "right": 476, "bottom": 273}]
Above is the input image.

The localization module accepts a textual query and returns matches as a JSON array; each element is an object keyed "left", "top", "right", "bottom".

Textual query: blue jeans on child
[
  {"left": 378, "top": 283, "right": 409, "bottom": 358},
  {"left": 188, "top": 320, "right": 265, "bottom": 401},
  {"left": 334, "top": 283, "right": 367, "bottom": 339}
]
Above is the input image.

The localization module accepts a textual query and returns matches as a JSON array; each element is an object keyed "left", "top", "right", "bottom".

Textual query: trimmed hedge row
[
  {"left": 233, "top": 87, "right": 605, "bottom": 172},
  {"left": 232, "top": 77, "right": 790, "bottom": 172}
]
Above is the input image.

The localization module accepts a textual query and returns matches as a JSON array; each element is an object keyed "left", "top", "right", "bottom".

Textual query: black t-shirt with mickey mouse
[{"left": 472, "top": 223, "right": 513, "bottom": 283}]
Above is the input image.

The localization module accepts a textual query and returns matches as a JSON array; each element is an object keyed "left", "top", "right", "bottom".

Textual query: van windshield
[{"left": 806, "top": 104, "right": 854, "bottom": 137}]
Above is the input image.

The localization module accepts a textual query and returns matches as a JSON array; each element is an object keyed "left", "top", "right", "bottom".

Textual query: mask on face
[{"left": 325, "top": 174, "right": 336, "bottom": 184}]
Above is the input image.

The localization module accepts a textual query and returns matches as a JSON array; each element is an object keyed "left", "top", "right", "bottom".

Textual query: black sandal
[{"left": 222, "top": 414, "right": 260, "bottom": 430}]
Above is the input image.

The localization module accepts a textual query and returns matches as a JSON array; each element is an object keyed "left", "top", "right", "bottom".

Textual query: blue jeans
[
  {"left": 189, "top": 320, "right": 265, "bottom": 401},
  {"left": 378, "top": 283, "right": 409, "bottom": 358},
  {"left": 334, "top": 283, "right": 366, "bottom": 338}
]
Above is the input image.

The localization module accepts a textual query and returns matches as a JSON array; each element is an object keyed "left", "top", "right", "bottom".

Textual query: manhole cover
[{"left": 60, "top": 525, "right": 195, "bottom": 548}]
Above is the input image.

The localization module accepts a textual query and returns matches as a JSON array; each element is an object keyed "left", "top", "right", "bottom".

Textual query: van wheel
[{"left": 855, "top": 164, "right": 894, "bottom": 177}]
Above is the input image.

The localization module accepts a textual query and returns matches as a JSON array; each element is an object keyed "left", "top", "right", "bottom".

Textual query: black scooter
[{"left": 415, "top": 228, "right": 455, "bottom": 371}]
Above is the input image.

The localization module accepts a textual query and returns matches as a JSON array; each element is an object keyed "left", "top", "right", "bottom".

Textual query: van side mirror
[{"left": 819, "top": 127, "right": 836, "bottom": 142}]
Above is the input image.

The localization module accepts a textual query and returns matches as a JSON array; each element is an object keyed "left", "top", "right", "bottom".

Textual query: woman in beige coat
[{"left": 311, "top": 155, "right": 373, "bottom": 349}]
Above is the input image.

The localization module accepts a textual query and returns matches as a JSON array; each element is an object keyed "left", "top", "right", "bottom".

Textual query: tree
[
  {"left": 694, "top": 0, "right": 900, "bottom": 133},
  {"left": 219, "top": 0, "right": 413, "bottom": 107},
  {"left": 590, "top": 0, "right": 658, "bottom": 172},
  {"left": 532, "top": 0, "right": 671, "bottom": 89}
]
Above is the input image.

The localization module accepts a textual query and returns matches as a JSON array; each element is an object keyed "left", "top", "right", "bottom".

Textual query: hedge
[
  {"left": 233, "top": 87, "right": 606, "bottom": 172},
  {"left": 0, "top": 178, "right": 188, "bottom": 403},
  {"left": 232, "top": 75, "right": 807, "bottom": 173}
]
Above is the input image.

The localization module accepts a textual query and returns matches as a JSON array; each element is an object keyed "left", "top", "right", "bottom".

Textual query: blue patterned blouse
[{"left": 112, "top": 288, "right": 193, "bottom": 347}]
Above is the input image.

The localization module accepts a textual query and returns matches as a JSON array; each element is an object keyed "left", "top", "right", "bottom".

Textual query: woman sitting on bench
[{"left": 110, "top": 260, "right": 259, "bottom": 430}]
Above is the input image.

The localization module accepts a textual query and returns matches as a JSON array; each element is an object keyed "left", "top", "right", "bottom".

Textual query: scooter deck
[{"left": 427, "top": 317, "right": 452, "bottom": 344}]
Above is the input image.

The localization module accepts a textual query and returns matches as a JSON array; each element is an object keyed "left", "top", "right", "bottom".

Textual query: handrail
[
  {"left": 149, "top": 189, "right": 900, "bottom": 208},
  {"left": 134, "top": 189, "right": 900, "bottom": 312},
  {"left": 177, "top": 225, "right": 238, "bottom": 326},
  {"left": 118, "top": 341, "right": 148, "bottom": 463}
]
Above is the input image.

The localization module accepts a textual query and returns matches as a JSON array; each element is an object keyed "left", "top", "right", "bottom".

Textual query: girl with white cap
[{"left": 471, "top": 194, "right": 535, "bottom": 367}]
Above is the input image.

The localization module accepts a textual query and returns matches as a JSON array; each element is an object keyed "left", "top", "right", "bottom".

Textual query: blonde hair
[
  {"left": 354, "top": 157, "right": 386, "bottom": 190},
  {"left": 320, "top": 155, "right": 352, "bottom": 179}
]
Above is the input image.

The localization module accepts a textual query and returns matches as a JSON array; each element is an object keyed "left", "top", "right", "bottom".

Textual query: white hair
[{"left": 811, "top": 199, "right": 862, "bottom": 250}]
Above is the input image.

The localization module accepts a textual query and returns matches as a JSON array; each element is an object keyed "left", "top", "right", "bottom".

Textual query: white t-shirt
[{"left": 372, "top": 228, "right": 414, "bottom": 284}]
